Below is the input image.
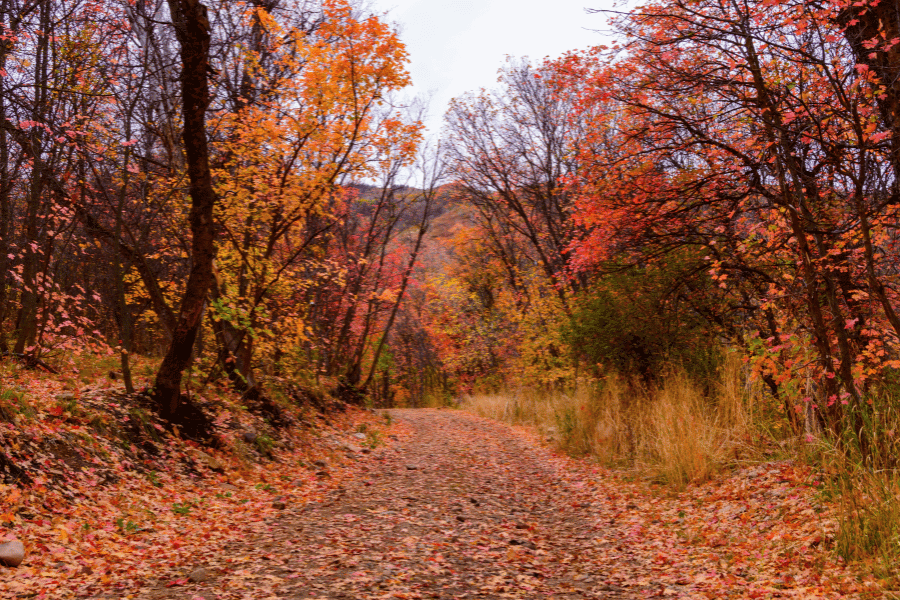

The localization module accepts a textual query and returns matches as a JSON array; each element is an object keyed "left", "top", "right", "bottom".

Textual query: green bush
[{"left": 564, "top": 257, "right": 723, "bottom": 386}]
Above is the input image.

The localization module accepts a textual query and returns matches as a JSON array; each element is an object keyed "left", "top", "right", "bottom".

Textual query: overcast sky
[{"left": 371, "top": 0, "right": 615, "bottom": 137}]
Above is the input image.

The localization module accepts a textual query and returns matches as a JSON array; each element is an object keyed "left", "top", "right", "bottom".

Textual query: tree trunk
[
  {"left": 838, "top": 1, "right": 900, "bottom": 182},
  {"left": 115, "top": 144, "right": 135, "bottom": 394},
  {"left": 14, "top": 0, "right": 51, "bottom": 355},
  {"left": 154, "top": 0, "right": 217, "bottom": 417},
  {"left": 0, "top": 0, "right": 11, "bottom": 352},
  {"left": 210, "top": 262, "right": 258, "bottom": 395}
]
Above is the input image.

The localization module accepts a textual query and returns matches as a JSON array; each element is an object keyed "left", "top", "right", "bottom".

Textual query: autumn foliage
[
  {"left": 4, "top": 0, "right": 900, "bottom": 456},
  {"left": 0, "top": 0, "right": 432, "bottom": 413},
  {"left": 407, "top": 0, "right": 900, "bottom": 447},
  {"left": 5, "top": 0, "right": 900, "bottom": 590}
]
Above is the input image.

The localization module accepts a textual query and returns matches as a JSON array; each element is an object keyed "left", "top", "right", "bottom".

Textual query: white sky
[{"left": 372, "top": 0, "right": 616, "bottom": 137}]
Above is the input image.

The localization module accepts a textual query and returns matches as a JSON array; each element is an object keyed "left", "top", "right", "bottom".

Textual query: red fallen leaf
[
  {"left": 48, "top": 406, "right": 64, "bottom": 417},
  {"left": 165, "top": 578, "right": 188, "bottom": 587}
]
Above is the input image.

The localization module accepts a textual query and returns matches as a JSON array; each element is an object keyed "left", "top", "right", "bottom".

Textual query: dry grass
[
  {"left": 464, "top": 360, "right": 900, "bottom": 580},
  {"left": 635, "top": 369, "right": 745, "bottom": 487},
  {"left": 831, "top": 467, "right": 900, "bottom": 584},
  {"left": 462, "top": 355, "right": 756, "bottom": 488},
  {"left": 810, "top": 394, "right": 900, "bottom": 585}
]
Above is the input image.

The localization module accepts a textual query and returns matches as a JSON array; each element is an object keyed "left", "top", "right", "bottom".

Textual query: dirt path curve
[
  {"left": 139, "top": 408, "right": 862, "bottom": 599},
  {"left": 142, "top": 408, "right": 657, "bottom": 599}
]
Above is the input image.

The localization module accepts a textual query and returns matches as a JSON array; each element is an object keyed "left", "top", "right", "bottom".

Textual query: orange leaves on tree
[{"left": 206, "top": 0, "right": 421, "bottom": 379}]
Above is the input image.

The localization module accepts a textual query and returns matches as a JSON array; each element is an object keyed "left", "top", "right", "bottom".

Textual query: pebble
[{"left": 189, "top": 567, "right": 210, "bottom": 582}]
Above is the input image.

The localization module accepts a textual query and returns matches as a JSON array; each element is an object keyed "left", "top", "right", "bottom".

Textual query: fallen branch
[{"left": 0, "top": 351, "right": 59, "bottom": 375}]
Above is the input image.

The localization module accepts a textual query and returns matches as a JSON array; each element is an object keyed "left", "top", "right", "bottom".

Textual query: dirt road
[
  {"left": 142, "top": 408, "right": 862, "bottom": 599},
  {"left": 265, "top": 408, "right": 641, "bottom": 599}
]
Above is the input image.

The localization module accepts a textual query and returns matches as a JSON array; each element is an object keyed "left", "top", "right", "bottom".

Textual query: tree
[
  {"left": 205, "top": 0, "right": 420, "bottom": 398},
  {"left": 837, "top": 0, "right": 900, "bottom": 180},
  {"left": 445, "top": 58, "right": 588, "bottom": 312},
  {"left": 154, "top": 0, "right": 218, "bottom": 416},
  {"left": 552, "top": 0, "right": 900, "bottom": 434},
  {"left": 434, "top": 58, "right": 591, "bottom": 387},
  {"left": 0, "top": 0, "right": 427, "bottom": 414}
]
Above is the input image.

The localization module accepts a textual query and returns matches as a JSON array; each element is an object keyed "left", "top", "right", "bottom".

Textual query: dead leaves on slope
[{"left": 0, "top": 368, "right": 390, "bottom": 599}]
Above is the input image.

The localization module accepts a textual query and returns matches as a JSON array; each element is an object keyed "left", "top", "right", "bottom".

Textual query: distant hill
[{"left": 344, "top": 182, "right": 468, "bottom": 239}]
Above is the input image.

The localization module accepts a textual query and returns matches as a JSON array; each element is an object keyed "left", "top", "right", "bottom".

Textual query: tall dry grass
[
  {"left": 810, "top": 392, "right": 900, "bottom": 584},
  {"left": 465, "top": 359, "right": 900, "bottom": 582},
  {"left": 462, "top": 355, "right": 755, "bottom": 488}
]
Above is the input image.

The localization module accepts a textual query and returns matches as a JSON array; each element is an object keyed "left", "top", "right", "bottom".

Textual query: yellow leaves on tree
[{"left": 208, "top": 0, "right": 421, "bottom": 375}]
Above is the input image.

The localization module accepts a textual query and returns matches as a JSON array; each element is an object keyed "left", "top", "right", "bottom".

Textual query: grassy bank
[
  {"left": 461, "top": 359, "right": 900, "bottom": 587},
  {"left": 463, "top": 356, "right": 756, "bottom": 488}
]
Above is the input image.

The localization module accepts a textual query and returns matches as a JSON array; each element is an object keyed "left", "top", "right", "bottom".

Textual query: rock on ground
[
  {"left": 188, "top": 567, "right": 210, "bottom": 583},
  {"left": 0, "top": 539, "right": 24, "bottom": 567}
]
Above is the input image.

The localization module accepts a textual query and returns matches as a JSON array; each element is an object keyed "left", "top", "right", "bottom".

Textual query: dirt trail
[{"left": 141, "top": 408, "right": 862, "bottom": 599}]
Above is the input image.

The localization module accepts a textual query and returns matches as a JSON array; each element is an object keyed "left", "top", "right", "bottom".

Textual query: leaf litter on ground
[
  {"left": 0, "top": 366, "right": 389, "bottom": 599},
  {"left": 0, "top": 373, "right": 885, "bottom": 600},
  {"left": 141, "top": 409, "right": 880, "bottom": 599}
]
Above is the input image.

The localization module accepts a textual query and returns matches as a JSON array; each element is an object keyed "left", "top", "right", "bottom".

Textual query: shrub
[{"left": 564, "top": 257, "right": 724, "bottom": 387}]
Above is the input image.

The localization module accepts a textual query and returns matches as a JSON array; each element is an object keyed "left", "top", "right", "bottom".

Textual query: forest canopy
[{"left": 1, "top": 0, "right": 900, "bottom": 445}]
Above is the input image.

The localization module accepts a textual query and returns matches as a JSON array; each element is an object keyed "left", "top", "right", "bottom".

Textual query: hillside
[{"left": 0, "top": 356, "right": 393, "bottom": 597}]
